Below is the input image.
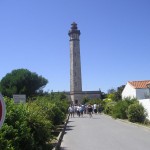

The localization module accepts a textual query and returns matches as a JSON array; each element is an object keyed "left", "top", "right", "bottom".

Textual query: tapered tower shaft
[{"left": 68, "top": 22, "right": 82, "bottom": 104}]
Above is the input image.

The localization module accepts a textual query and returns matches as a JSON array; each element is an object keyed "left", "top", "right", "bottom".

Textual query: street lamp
[{"left": 146, "top": 82, "right": 150, "bottom": 99}]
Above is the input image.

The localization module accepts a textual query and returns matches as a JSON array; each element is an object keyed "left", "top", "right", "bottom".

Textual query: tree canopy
[
  {"left": 107, "top": 85, "right": 125, "bottom": 101},
  {"left": 0, "top": 69, "right": 48, "bottom": 97}
]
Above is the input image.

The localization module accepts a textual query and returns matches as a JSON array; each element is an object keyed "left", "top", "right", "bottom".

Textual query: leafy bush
[
  {"left": 107, "top": 93, "right": 116, "bottom": 101},
  {"left": 122, "top": 97, "right": 137, "bottom": 102},
  {"left": 26, "top": 95, "right": 68, "bottom": 149},
  {"left": 47, "top": 104, "right": 65, "bottom": 126},
  {"left": 0, "top": 97, "right": 34, "bottom": 150},
  {"left": 127, "top": 103, "right": 147, "bottom": 123},
  {"left": 55, "top": 100, "right": 68, "bottom": 114},
  {"left": 0, "top": 94, "right": 69, "bottom": 150},
  {"left": 87, "top": 98, "right": 102, "bottom": 105},
  {"left": 35, "top": 96, "right": 68, "bottom": 125},
  {"left": 112, "top": 99, "right": 136, "bottom": 119},
  {"left": 104, "top": 102, "right": 116, "bottom": 115},
  {"left": 27, "top": 101, "right": 53, "bottom": 149},
  {"left": 81, "top": 97, "right": 90, "bottom": 104}
]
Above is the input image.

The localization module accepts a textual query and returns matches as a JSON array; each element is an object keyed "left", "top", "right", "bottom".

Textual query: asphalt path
[{"left": 60, "top": 113, "right": 150, "bottom": 150}]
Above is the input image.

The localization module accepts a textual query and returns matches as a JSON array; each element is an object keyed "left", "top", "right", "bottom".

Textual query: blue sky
[{"left": 0, "top": 0, "right": 150, "bottom": 93}]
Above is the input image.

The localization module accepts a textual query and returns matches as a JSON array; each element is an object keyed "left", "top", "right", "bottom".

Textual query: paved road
[{"left": 60, "top": 114, "right": 150, "bottom": 150}]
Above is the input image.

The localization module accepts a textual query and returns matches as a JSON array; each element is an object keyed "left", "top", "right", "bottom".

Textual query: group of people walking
[{"left": 68, "top": 103, "right": 102, "bottom": 118}]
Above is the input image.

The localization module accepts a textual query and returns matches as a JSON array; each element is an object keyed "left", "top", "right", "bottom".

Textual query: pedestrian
[
  {"left": 88, "top": 104, "right": 93, "bottom": 118},
  {"left": 72, "top": 105, "right": 75, "bottom": 117},
  {"left": 80, "top": 105, "right": 84, "bottom": 117},
  {"left": 93, "top": 104, "right": 97, "bottom": 114},
  {"left": 68, "top": 105, "right": 73, "bottom": 117},
  {"left": 84, "top": 104, "right": 87, "bottom": 114},
  {"left": 77, "top": 105, "right": 81, "bottom": 117}
]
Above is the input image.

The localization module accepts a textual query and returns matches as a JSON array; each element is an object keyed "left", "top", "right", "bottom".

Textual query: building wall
[
  {"left": 66, "top": 91, "right": 101, "bottom": 104},
  {"left": 139, "top": 99, "right": 150, "bottom": 120},
  {"left": 82, "top": 93, "right": 101, "bottom": 99},
  {"left": 122, "top": 83, "right": 149, "bottom": 100},
  {"left": 71, "top": 93, "right": 83, "bottom": 104},
  {"left": 122, "top": 83, "right": 150, "bottom": 120},
  {"left": 122, "top": 83, "right": 136, "bottom": 99}
]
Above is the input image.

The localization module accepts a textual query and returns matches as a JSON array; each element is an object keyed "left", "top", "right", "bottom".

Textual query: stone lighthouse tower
[{"left": 68, "top": 22, "right": 82, "bottom": 104}]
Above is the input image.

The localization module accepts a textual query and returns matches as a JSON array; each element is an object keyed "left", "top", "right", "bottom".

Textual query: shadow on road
[{"left": 65, "top": 125, "right": 75, "bottom": 132}]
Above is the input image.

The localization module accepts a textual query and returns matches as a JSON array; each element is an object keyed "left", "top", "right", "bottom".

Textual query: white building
[
  {"left": 122, "top": 80, "right": 150, "bottom": 99},
  {"left": 122, "top": 80, "right": 150, "bottom": 120}
]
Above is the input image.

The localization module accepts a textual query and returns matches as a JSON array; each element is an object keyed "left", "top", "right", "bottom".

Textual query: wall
[
  {"left": 138, "top": 99, "right": 150, "bottom": 120},
  {"left": 82, "top": 93, "right": 101, "bottom": 99},
  {"left": 122, "top": 83, "right": 136, "bottom": 99},
  {"left": 65, "top": 91, "right": 101, "bottom": 104}
]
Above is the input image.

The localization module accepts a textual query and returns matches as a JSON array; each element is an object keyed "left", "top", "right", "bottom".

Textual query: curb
[
  {"left": 103, "top": 113, "right": 150, "bottom": 131},
  {"left": 52, "top": 114, "right": 70, "bottom": 150},
  {"left": 117, "top": 118, "right": 150, "bottom": 131}
]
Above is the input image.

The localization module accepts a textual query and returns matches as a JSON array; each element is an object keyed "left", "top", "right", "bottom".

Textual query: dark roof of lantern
[
  {"left": 71, "top": 22, "right": 77, "bottom": 30},
  {"left": 68, "top": 22, "right": 81, "bottom": 36}
]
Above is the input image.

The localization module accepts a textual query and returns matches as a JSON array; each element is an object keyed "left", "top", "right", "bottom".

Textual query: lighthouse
[{"left": 68, "top": 22, "right": 82, "bottom": 104}]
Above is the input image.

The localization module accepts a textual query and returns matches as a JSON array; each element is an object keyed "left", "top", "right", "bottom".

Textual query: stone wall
[{"left": 65, "top": 91, "right": 101, "bottom": 104}]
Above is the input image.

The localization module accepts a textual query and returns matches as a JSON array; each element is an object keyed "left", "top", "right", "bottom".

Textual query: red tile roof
[{"left": 128, "top": 80, "right": 150, "bottom": 89}]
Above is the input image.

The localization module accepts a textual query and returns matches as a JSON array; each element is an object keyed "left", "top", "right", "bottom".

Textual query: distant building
[
  {"left": 122, "top": 80, "right": 150, "bottom": 99},
  {"left": 68, "top": 22, "right": 101, "bottom": 104},
  {"left": 122, "top": 80, "right": 150, "bottom": 120}
]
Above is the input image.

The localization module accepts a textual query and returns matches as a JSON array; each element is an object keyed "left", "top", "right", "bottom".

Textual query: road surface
[{"left": 61, "top": 114, "right": 150, "bottom": 150}]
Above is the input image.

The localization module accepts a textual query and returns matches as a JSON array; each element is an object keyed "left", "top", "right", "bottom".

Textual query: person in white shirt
[
  {"left": 68, "top": 106, "right": 73, "bottom": 117},
  {"left": 93, "top": 104, "right": 97, "bottom": 114},
  {"left": 77, "top": 105, "right": 81, "bottom": 117}
]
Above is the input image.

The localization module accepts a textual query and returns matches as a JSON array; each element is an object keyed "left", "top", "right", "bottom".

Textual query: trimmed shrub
[
  {"left": 82, "top": 97, "right": 90, "bottom": 104},
  {"left": 0, "top": 95, "right": 69, "bottom": 150},
  {"left": 112, "top": 99, "right": 136, "bottom": 119},
  {"left": 27, "top": 101, "right": 53, "bottom": 149},
  {"left": 2, "top": 97, "right": 53, "bottom": 150},
  {"left": 127, "top": 103, "right": 147, "bottom": 123},
  {"left": 104, "top": 102, "right": 116, "bottom": 115},
  {"left": 35, "top": 96, "right": 68, "bottom": 126},
  {"left": 112, "top": 100, "right": 128, "bottom": 119},
  {"left": 0, "top": 97, "right": 34, "bottom": 150}
]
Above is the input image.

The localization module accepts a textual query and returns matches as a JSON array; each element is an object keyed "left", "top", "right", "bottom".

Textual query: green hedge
[
  {"left": 0, "top": 98, "right": 34, "bottom": 150},
  {"left": 103, "top": 97, "right": 147, "bottom": 124},
  {"left": 27, "top": 99, "right": 53, "bottom": 149},
  {"left": 112, "top": 99, "right": 136, "bottom": 119},
  {"left": 0, "top": 94, "right": 69, "bottom": 150},
  {"left": 104, "top": 102, "right": 116, "bottom": 115},
  {"left": 127, "top": 103, "right": 147, "bottom": 123}
]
